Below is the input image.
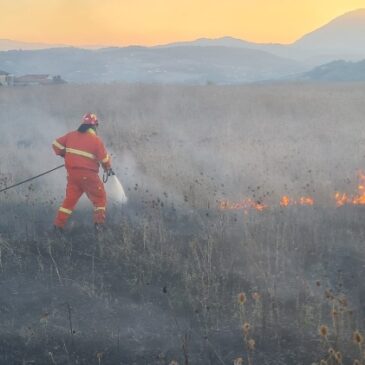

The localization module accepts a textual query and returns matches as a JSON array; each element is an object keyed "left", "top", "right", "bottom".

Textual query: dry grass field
[{"left": 0, "top": 82, "right": 365, "bottom": 364}]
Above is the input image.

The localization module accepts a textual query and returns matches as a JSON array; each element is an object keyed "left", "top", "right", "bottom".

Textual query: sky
[{"left": 1, "top": 0, "right": 365, "bottom": 46}]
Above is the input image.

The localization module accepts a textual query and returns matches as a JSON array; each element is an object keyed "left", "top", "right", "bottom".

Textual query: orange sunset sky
[{"left": 1, "top": 0, "right": 365, "bottom": 46}]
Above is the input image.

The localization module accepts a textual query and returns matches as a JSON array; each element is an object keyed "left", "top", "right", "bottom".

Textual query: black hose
[
  {"left": 102, "top": 170, "right": 109, "bottom": 184},
  {"left": 102, "top": 169, "right": 115, "bottom": 184},
  {"left": 0, "top": 164, "right": 65, "bottom": 193}
]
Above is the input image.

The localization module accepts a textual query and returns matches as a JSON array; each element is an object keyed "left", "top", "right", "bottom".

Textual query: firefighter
[{"left": 52, "top": 113, "right": 112, "bottom": 232}]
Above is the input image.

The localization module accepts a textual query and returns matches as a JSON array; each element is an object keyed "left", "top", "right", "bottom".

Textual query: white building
[{"left": 0, "top": 70, "right": 14, "bottom": 86}]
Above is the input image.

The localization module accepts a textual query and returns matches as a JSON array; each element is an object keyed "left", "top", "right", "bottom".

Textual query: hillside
[
  {"left": 0, "top": 46, "right": 303, "bottom": 84},
  {"left": 0, "top": 39, "right": 66, "bottom": 51},
  {"left": 294, "top": 8, "right": 365, "bottom": 52},
  {"left": 299, "top": 59, "right": 365, "bottom": 81},
  {"left": 1, "top": 9, "right": 365, "bottom": 84},
  {"left": 161, "top": 9, "right": 365, "bottom": 65}
]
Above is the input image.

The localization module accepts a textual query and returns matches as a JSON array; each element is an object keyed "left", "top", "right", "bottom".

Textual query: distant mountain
[
  {"left": 158, "top": 36, "right": 296, "bottom": 61},
  {"left": 297, "top": 59, "right": 365, "bottom": 81},
  {"left": 161, "top": 9, "right": 365, "bottom": 65},
  {"left": 0, "top": 46, "right": 304, "bottom": 84},
  {"left": 0, "top": 39, "right": 67, "bottom": 51},
  {"left": 158, "top": 36, "right": 257, "bottom": 49},
  {"left": 290, "top": 8, "right": 365, "bottom": 64},
  {"left": 1, "top": 9, "right": 364, "bottom": 84},
  {"left": 294, "top": 9, "right": 365, "bottom": 51}
]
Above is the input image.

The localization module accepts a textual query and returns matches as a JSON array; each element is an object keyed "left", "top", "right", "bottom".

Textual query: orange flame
[
  {"left": 280, "top": 195, "right": 292, "bottom": 207},
  {"left": 279, "top": 196, "right": 315, "bottom": 207},
  {"left": 334, "top": 192, "right": 348, "bottom": 207},
  {"left": 219, "top": 171, "right": 365, "bottom": 212},
  {"left": 299, "top": 197, "right": 315, "bottom": 206},
  {"left": 335, "top": 171, "right": 365, "bottom": 207}
]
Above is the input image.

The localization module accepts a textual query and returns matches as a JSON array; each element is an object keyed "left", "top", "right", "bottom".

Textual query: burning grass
[{"left": 219, "top": 171, "right": 365, "bottom": 215}]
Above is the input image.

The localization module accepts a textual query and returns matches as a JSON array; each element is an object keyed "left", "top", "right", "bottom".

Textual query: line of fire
[{"left": 218, "top": 171, "right": 365, "bottom": 213}]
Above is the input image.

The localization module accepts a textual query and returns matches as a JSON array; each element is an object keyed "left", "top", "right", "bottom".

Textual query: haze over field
[
  {"left": 1, "top": 83, "right": 365, "bottom": 364},
  {"left": 2, "top": 82, "right": 365, "bottom": 212}
]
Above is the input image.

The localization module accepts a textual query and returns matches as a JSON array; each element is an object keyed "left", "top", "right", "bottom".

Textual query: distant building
[
  {"left": 14, "top": 74, "right": 66, "bottom": 86},
  {"left": 0, "top": 70, "right": 14, "bottom": 86},
  {"left": 15, "top": 74, "right": 52, "bottom": 86},
  {"left": 0, "top": 72, "right": 65, "bottom": 86},
  {"left": 0, "top": 71, "right": 7, "bottom": 85},
  {"left": 52, "top": 75, "right": 66, "bottom": 84}
]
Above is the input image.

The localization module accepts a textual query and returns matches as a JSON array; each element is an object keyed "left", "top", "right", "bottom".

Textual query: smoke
[
  {"left": 0, "top": 104, "right": 67, "bottom": 200},
  {"left": 1, "top": 83, "right": 365, "bottom": 363},
  {"left": 1, "top": 83, "right": 365, "bottom": 213},
  {"left": 1, "top": 82, "right": 365, "bottom": 212}
]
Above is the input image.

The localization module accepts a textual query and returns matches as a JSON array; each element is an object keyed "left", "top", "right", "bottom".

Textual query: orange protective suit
[{"left": 52, "top": 129, "right": 111, "bottom": 228}]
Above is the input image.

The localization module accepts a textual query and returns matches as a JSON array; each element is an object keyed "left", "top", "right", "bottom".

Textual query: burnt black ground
[{"left": 0, "top": 203, "right": 364, "bottom": 364}]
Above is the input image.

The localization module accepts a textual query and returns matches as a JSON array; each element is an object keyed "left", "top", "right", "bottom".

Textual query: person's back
[
  {"left": 52, "top": 113, "right": 112, "bottom": 232},
  {"left": 56, "top": 129, "right": 109, "bottom": 172}
]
